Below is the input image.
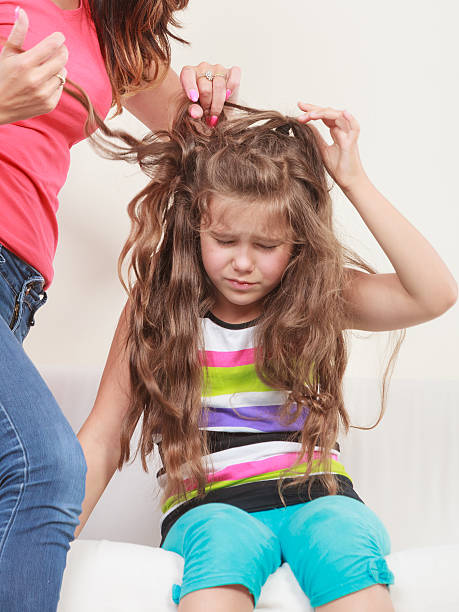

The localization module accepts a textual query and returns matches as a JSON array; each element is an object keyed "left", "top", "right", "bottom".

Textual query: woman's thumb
[{"left": 1, "top": 7, "right": 29, "bottom": 56}]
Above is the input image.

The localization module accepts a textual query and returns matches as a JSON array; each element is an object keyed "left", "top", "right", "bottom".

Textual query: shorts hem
[
  {"left": 175, "top": 576, "right": 259, "bottom": 606},
  {"left": 309, "top": 575, "right": 394, "bottom": 608}
]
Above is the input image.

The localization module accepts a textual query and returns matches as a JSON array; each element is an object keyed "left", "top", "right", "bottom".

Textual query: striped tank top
[{"left": 158, "top": 312, "right": 361, "bottom": 544}]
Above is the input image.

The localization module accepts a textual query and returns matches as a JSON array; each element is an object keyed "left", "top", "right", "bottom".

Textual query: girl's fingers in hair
[
  {"left": 297, "top": 101, "right": 320, "bottom": 112},
  {"left": 308, "top": 123, "right": 328, "bottom": 154},
  {"left": 297, "top": 102, "right": 322, "bottom": 123},
  {"left": 180, "top": 64, "right": 200, "bottom": 103},
  {"left": 225, "top": 65, "right": 241, "bottom": 102},
  {"left": 209, "top": 64, "right": 228, "bottom": 119},
  {"left": 343, "top": 109, "right": 360, "bottom": 133},
  {"left": 303, "top": 107, "right": 347, "bottom": 130}
]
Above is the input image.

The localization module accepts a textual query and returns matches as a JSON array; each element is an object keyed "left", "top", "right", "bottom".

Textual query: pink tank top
[{"left": 0, "top": 0, "right": 112, "bottom": 287}]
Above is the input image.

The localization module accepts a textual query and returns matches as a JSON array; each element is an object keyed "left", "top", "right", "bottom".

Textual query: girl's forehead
[{"left": 205, "top": 194, "right": 290, "bottom": 238}]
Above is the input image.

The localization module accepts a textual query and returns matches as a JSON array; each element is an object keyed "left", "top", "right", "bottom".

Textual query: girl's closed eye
[{"left": 257, "top": 243, "right": 279, "bottom": 250}]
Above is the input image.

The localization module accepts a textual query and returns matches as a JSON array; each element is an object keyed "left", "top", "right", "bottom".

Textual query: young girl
[{"left": 76, "top": 98, "right": 457, "bottom": 611}]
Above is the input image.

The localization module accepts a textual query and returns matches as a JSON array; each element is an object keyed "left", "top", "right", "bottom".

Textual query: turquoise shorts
[{"left": 162, "top": 496, "right": 394, "bottom": 608}]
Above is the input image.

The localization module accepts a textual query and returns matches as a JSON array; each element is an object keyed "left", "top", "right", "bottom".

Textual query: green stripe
[
  {"left": 162, "top": 459, "right": 350, "bottom": 514},
  {"left": 203, "top": 364, "right": 272, "bottom": 396}
]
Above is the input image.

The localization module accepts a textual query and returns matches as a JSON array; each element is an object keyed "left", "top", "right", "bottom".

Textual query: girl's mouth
[{"left": 226, "top": 278, "right": 257, "bottom": 289}]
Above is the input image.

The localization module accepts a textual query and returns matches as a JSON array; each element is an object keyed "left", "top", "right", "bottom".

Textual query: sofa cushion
[{"left": 58, "top": 540, "right": 459, "bottom": 611}]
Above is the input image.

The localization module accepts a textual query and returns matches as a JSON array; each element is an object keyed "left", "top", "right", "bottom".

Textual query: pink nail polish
[
  {"left": 225, "top": 89, "right": 232, "bottom": 100},
  {"left": 14, "top": 6, "right": 21, "bottom": 20},
  {"left": 209, "top": 115, "right": 218, "bottom": 128},
  {"left": 188, "top": 89, "right": 199, "bottom": 103},
  {"left": 190, "top": 108, "right": 200, "bottom": 119}
]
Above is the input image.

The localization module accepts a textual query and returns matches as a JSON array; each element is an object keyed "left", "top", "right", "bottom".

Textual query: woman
[{"left": 0, "top": 1, "right": 240, "bottom": 610}]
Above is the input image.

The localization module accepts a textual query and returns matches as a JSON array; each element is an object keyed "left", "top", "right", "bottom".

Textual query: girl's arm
[
  {"left": 74, "top": 303, "right": 134, "bottom": 538},
  {"left": 122, "top": 63, "right": 241, "bottom": 131},
  {"left": 297, "top": 103, "right": 458, "bottom": 332}
]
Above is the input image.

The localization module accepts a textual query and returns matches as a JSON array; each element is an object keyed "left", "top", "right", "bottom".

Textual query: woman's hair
[
  {"left": 85, "top": 0, "right": 190, "bottom": 114},
  {"left": 84, "top": 96, "right": 405, "bottom": 503}
]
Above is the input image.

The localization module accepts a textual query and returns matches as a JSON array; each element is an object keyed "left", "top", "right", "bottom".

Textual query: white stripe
[
  {"left": 202, "top": 318, "right": 256, "bottom": 351},
  {"left": 202, "top": 390, "right": 288, "bottom": 407}
]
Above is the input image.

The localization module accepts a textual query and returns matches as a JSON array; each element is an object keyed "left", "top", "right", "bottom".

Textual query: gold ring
[
  {"left": 197, "top": 70, "right": 214, "bottom": 81},
  {"left": 56, "top": 73, "right": 66, "bottom": 86},
  {"left": 213, "top": 73, "right": 227, "bottom": 80}
]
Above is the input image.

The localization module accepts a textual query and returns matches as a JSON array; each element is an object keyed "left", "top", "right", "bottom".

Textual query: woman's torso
[{"left": 0, "top": 0, "right": 112, "bottom": 288}]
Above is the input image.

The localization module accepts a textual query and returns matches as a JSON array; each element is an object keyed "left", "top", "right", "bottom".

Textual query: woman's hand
[
  {"left": 0, "top": 8, "right": 68, "bottom": 125},
  {"left": 180, "top": 62, "right": 241, "bottom": 126},
  {"left": 297, "top": 102, "right": 366, "bottom": 190}
]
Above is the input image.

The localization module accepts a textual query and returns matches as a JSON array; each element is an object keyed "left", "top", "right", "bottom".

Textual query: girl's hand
[
  {"left": 297, "top": 102, "right": 366, "bottom": 190},
  {"left": 0, "top": 8, "right": 68, "bottom": 125},
  {"left": 180, "top": 62, "right": 241, "bottom": 127}
]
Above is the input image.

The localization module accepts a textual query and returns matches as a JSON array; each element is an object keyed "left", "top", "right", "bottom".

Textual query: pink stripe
[
  {"left": 200, "top": 348, "right": 255, "bottom": 367},
  {"left": 183, "top": 450, "right": 339, "bottom": 491}
]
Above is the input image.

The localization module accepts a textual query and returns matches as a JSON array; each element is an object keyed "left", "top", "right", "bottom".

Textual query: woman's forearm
[{"left": 342, "top": 173, "right": 457, "bottom": 315}]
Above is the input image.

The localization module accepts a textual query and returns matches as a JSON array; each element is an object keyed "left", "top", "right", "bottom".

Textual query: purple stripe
[{"left": 200, "top": 404, "right": 309, "bottom": 432}]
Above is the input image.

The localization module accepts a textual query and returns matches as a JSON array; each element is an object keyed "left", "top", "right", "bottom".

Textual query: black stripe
[
  {"left": 205, "top": 430, "right": 340, "bottom": 453},
  {"left": 205, "top": 311, "right": 259, "bottom": 329},
  {"left": 160, "top": 474, "right": 361, "bottom": 546}
]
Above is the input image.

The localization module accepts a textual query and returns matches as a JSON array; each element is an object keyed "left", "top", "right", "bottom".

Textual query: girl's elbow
[
  {"left": 445, "top": 280, "right": 458, "bottom": 310},
  {"left": 431, "top": 281, "right": 458, "bottom": 317}
]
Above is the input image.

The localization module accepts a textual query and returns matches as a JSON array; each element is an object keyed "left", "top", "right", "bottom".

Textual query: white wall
[{"left": 25, "top": 0, "right": 458, "bottom": 384}]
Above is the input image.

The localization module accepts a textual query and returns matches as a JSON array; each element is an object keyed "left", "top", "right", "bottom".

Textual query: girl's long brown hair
[{"left": 80, "top": 96, "right": 405, "bottom": 502}]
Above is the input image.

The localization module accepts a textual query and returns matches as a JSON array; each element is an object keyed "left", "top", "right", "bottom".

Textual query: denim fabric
[{"left": 0, "top": 244, "right": 88, "bottom": 611}]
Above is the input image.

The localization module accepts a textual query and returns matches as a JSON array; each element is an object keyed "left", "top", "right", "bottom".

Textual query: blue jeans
[{"left": 0, "top": 244, "right": 88, "bottom": 611}]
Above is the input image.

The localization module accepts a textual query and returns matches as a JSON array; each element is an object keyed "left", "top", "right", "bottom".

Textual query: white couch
[{"left": 39, "top": 367, "right": 459, "bottom": 610}]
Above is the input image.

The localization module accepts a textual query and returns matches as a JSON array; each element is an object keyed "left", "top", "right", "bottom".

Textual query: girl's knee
[
  {"left": 280, "top": 497, "right": 394, "bottom": 608},
  {"left": 167, "top": 504, "right": 281, "bottom": 608}
]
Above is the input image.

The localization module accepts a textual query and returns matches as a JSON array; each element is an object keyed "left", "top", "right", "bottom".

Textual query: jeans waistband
[{"left": 0, "top": 243, "right": 45, "bottom": 297}]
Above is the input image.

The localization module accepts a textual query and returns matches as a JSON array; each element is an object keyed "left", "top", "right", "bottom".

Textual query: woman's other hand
[
  {"left": 0, "top": 8, "right": 68, "bottom": 124},
  {"left": 297, "top": 102, "right": 366, "bottom": 190},
  {"left": 180, "top": 62, "right": 241, "bottom": 126}
]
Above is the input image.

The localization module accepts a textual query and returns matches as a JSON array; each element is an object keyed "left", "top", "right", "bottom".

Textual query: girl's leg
[
  {"left": 316, "top": 584, "right": 393, "bottom": 611},
  {"left": 179, "top": 585, "right": 253, "bottom": 612},
  {"left": 278, "top": 496, "right": 395, "bottom": 611},
  {"left": 161, "top": 503, "right": 282, "bottom": 611},
  {"left": 0, "top": 251, "right": 88, "bottom": 611}
]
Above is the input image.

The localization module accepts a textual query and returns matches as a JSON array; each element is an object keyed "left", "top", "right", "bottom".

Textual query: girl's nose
[{"left": 232, "top": 248, "right": 254, "bottom": 273}]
